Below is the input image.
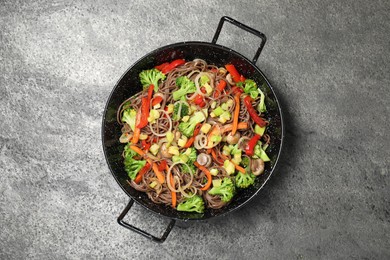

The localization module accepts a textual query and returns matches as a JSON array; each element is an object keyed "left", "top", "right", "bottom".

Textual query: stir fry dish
[{"left": 117, "top": 59, "right": 271, "bottom": 213}]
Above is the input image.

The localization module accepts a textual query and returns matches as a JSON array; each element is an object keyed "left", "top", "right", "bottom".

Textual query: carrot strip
[
  {"left": 152, "top": 163, "right": 165, "bottom": 184},
  {"left": 183, "top": 123, "right": 202, "bottom": 148},
  {"left": 231, "top": 160, "right": 246, "bottom": 174},
  {"left": 232, "top": 93, "right": 241, "bottom": 135},
  {"left": 194, "top": 161, "right": 212, "bottom": 191},
  {"left": 220, "top": 153, "right": 229, "bottom": 161},
  {"left": 129, "top": 145, "right": 165, "bottom": 183},
  {"left": 167, "top": 165, "right": 177, "bottom": 208},
  {"left": 206, "top": 148, "right": 212, "bottom": 154},
  {"left": 134, "top": 162, "right": 151, "bottom": 184},
  {"left": 221, "top": 122, "right": 248, "bottom": 133}
]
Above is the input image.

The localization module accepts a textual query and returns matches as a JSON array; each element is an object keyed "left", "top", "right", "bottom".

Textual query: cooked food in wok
[{"left": 117, "top": 59, "right": 271, "bottom": 213}]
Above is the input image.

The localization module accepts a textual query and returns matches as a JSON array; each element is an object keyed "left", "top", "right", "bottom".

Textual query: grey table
[{"left": 1, "top": 1, "right": 389, "bottom": 259}]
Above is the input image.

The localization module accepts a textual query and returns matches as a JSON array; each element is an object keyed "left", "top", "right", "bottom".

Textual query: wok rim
[{"left": 101, "top": 41, "right": 285, "bottom": 222}]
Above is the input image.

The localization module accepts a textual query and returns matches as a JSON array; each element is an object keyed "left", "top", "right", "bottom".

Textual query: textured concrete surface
[{"left": 1, "top": 0, "right": 389, "bottom": 259}]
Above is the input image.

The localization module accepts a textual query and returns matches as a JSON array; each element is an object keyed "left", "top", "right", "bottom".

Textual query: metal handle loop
[
  {"left": 212, "top": 16, "right": 267, "bottom": 64},
  {"left": 117, "top": 199, "right": 176, "bottom": 243}
]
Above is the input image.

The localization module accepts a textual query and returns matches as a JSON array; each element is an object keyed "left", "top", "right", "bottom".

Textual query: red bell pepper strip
[
  {"left": 155, "top": 62, "right": 169, "bottom": 71},
  {"left": 225, "top": 64, "right": 242, "bottom": 83},
  {"left": 147, "top": 84, "right": 154, "bottom": 101},
  {"left": 141, "top": 140, "right": 151, "bottom": 151},
  {"left": 137, "top": 85, "right": 154, "bottom": 128},
  {"left": 193, "top": 94, "right": 206, "bottom": 107},
  {"left": 183, "top": 123, "right": 202, "bottom": 148},
  {"left": 231, "top": 86, "right": 244, "bottom": 95},
  {"left": 136, "top": 97, "right": 149, "bottom": 128},
  {"left": 157, "top": 160, "right": 167, "bottom": 171},
  {"left": 213, "top": 80, "right": 227, "bottom": 98},
  {"left": 243, "top": 96, "right": 267, "bottom": 127},
  {"left": 245, "top": 134, "right": 261, "bottom": 156},
  {"left": 151, "top": 96, "right": 163, "bottom": 106},
  {"left": 134, "top": 162, "right": 152, "bottom": 184},
  {"left": 161, "top": 59, "right": 185, "bottom": 74}
]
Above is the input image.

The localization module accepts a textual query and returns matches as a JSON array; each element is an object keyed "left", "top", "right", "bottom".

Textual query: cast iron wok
[{"left": 102, "top": 16, "right": 284, "bottom": 242}]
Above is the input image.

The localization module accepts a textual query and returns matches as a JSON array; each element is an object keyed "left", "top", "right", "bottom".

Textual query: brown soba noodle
[{"left": 117, "top": 59, "right": 270, "bottom": 212}]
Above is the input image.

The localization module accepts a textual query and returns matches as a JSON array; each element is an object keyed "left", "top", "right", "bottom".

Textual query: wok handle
[
  {"left": 117, "top": 199, "right": 176, "bottom": 243},
  {"left": 212, "top": 16, "right": 267, "bottom": 64}
]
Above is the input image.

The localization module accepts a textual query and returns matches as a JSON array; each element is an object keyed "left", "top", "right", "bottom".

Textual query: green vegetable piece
[
  {"left": 139, "top": 68, "right": 166, "bottom": 92},
  {"left": 123, "top": 143, "right": 147, "bottom": 180},
  {"left": 253, "top": 143, "right": 270, "bottom": 162},
  {"left": 172, "top": 76, "right": 196, "bottom": 101},
  {"left": 243, "top": 79, "right": 259, "bottom": 99},
  {"left": 212, "top": 106, "right": 224, "bottom": 116},
  {"left": 121, "top": 108, "right": 137, "bottom": 131},
  {"left": 173, "top": 102, "right": 189, "bottom": 121},
  {"left": 178, "top": 111, "right": 206, "bottom": 137},
  {"left": 235, "top": 172, "right": 256, "bottom": 188},
  {"left": 257, "top": 91, "right": 267, "bottom": 113},
  {"left": 241, "top": 156, "right": 250, "bottom": 167},
  {"left": 200, "top": 75, "right": 210, "bottom": 85},
  {"left": 177, "top": 195, "right": 205, "bottom": 213},
  {"left": 208, "top": 177, "right": 235, "bottom": 202},
  {"left": 212, "top": 179, "right": 222, "bottom": 187},
  {"left": 223, "top": 160, "right": 235, "bottom": 175},
  {"left": 254, "top": 124, "right": 266, "bottom": 136}
]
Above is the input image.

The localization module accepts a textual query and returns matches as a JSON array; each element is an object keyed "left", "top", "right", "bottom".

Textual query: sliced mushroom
[
  {"left": 226, "top": 73, "right": 234, "bottom": 85},
  {"left": 197, "top": 153, "right": 212, "bottom": 167},
  {"left": 250, "top": 158, "right": 264, "bottom": 176},
  {"left": 160, "top": 143, "right": 172, "bottom": 158},
  {"left": 226, "top": 132, "right": 241, "bottom": 145},
  {"left": 237, "top": 136, "right": 250, "bottom": 151}
]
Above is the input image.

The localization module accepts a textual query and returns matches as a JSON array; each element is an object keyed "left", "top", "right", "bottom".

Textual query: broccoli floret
[
  {"left": 121, "top": 108, "right": 137, "bottom": 131},
  {"left": 181, "top": 147, "right": 197, "bottom": 174},
  {"left": 139, "top": 68, "right": 166, "bottom": 92},
  {"left": 253, "top": 143, "right": 270, "bottom": 162},
  {"left": 241, "top": 156, "right": 250, "bottom": 167},
  {"left": 123, "top": 143, "right": 136, "bottom": 158},
  {"left": 123, "top": 143, "right": 147, "bottom": 180},
  {"left": 208, "top": 177, "right": 235, "bottom": 202},
  {"left": 173, "top": 102, "right": 189, "bottom": 121},
  {"left": 243, "top": 79, "right": 259, "bottom": 99},
  {"left": 235, "top": 172, "right": 256, "bottom": 189},
  {"left": 177, "top": 195, "right": 205, "bottom": 213},
  {"left": 172, "top": 76, "right": 196, "bottom": 101},
  {"left": 178, "top": 111, "right": 206, "bottom": 137}
]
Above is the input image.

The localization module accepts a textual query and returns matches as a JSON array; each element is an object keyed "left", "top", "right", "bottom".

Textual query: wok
[{"left": 102, "top": 16, "right": 284, "bottom": 242}]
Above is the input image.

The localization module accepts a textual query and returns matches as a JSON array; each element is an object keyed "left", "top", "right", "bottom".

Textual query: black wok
[{"left": 102, "top": 16, "right": 284, "bottom": 242}]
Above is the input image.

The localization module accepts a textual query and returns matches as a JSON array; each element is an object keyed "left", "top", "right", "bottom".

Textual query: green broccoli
[
  {"left": 123, "top": 143, "right": 147, "bottom": 180},
  {"left": 177, "top": 195, "right": 205, "bottom": 213},
  {"left": 235, "top": 172, "right": 256, "bottom": 188},
  {"left": 121, "top": 108, "right": 137, "bottom": 131},
  {"left": 182, "top": 147, "right": 197, "bottom": 174},
  {"left": 257, "top": 90, "right": 267, "bottom": 113},
  {"left": 241, "top": 156, "right": 250, "bottom": 167},
  {"left": 178, "top": 111, "right": 206, "bottom": 137},
  {"left": 173, "top": 102, "right": 189, "bottom": 121},
  {"left": 208, "top": 177, "right": 235, "bottom": 203},
  {"left": 139, "top": 68, "right": 166, "bottom": 92},
  {"left": 172, "top": 76, "right": 196, "bottom": 101},
  {"left": 243, "top": 79, "right": 259, "bottom": 99},
  {"left": 253, "top": 143, "right": 270, "bottom": 162}
]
